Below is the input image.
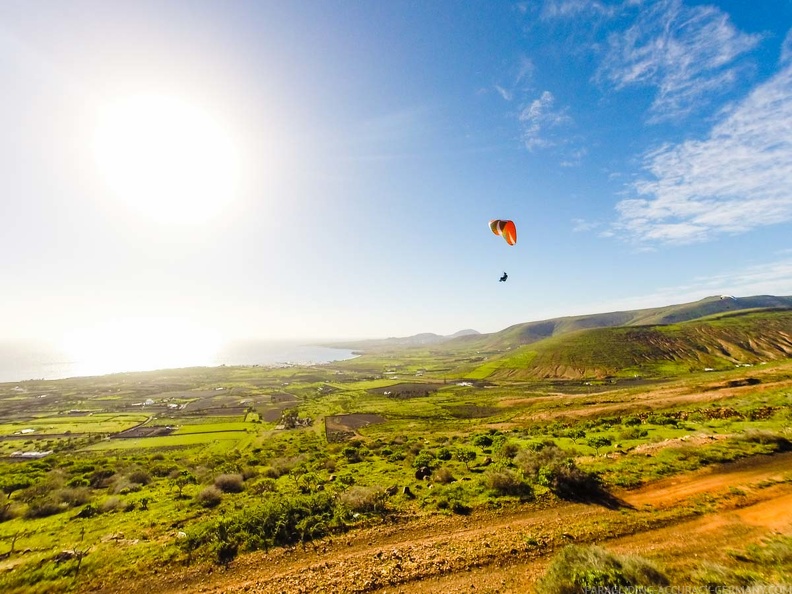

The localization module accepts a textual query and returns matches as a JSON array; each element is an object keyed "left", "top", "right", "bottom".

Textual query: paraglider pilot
[{"left": 499, "top": 272, "right": 508, "bottom": 282}]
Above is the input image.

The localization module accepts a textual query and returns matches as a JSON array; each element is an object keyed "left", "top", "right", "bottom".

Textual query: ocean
[{"left": 0, "top": 340, "right": 358, "bottom": 384}]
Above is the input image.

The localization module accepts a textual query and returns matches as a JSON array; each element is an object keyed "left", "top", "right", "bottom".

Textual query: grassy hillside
[
  {"left": 462, "top": 309, "right": 792, "bottom": 380},
  {"left": 337, "top": 295, "right": 792, "bottom": 358},
  {"left": 458, "top": 295, "right": 792, "bottom": 353}
]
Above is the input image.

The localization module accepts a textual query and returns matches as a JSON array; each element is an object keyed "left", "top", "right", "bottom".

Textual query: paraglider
[
  {"left": 490, "top": 219, "right": 516, "bottom": 282},
  {"left": 489, "top": 219, "right": 517, "bottom": 246}
]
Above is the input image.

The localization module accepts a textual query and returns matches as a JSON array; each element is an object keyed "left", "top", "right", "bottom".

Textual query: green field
[{"left": 1, "top": 307, "right": 791, "bottom": 593}]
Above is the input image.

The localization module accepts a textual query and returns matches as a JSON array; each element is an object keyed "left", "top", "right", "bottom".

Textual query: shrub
[
  {"left": 338, "top": 486, "right": 387, "bottom": 515},
  {"left": 436, "top": 447, "right": 453, "bottom": 461},
  {"left": 185, "top": 492, "right": 339, "bottom": 559},
  {"left": 482, "top": 469, "right": 532, "bottom": 498},
  {"left": 67, "top": 476, "right": 90, "bottom": 488},
  {"left": 55, "top": 487, "right": 91, "bottom": 507},
  {"left": 128, "top": 470, "right": 152, "bottom": 485},
  {"left": 196, "top": 486, "right": 223, "bottom": 508},
  {"left": 515, "top": 446, "right": 600, "bottom": 499},
  {"left": 214, "top": 474, "right": 245, "bottom": 493},
  {"left": 261, "top": 466, "right": 280, "bottom": 479},
  {"left": 646, "top": 414, "right": 677, "bottom": 426},
  {"left": 413, "top": 450, "right": 436, "bottom": 469},
  {"left": 342, "top": 446, "right": 362, "bottom": 463},
  {"left": 690, "top": 563, "right": 759, "bottom": 588},
  {"left": 89, "top": 468, "right": 116, "bottom": 489},
  {"left": 541, "top": 461, "right": 601, "bottom": 499},
  {"left": 150, "top": 463, "right": 178, "bottom": 478},
  {"left": 472, "top": 434, "right": 493, "bottom": 447},
  {"left": 617, "top": 427, "right": 648, "bottom": 440},
  {"left": 736, "top": 430, "right": 791, "bottom": 450},
  {"left": 249, "top": 478, "right": 278, "bottom": 495},
  {"left": 112, "top": 479, "right": 142, "bottom": 495},
  {"left": 0, "top": 503, "right": 20, "bottom": 522},
  {"left": 337, "top": 474, "right": 355, "bottom": 487},
  {"left": 455, "top": 448, "right": 476, "bottom": 470},
  {"left": 515, "top": 445, "right": 567, "bottom": 476},
  {"left": 99, "top": 496, "right": 122, "bottom": 513},
  {"left": 432, "top": 467, "right": 456, "bottom": 484},
  {"left": 26, "top": 499, "right": 63, "bottom": 519},
  {"left": 537, "top": 545, "right": 669, "bottom": 594},
  {"left": 497, "top": 441, "right": 520, "bottom": 460},
  {"left": 586, "top": 436, "right": 612, "bottom": 456},
  {"left": 270, "top": 456, "right": 305, "bottom": 477}
]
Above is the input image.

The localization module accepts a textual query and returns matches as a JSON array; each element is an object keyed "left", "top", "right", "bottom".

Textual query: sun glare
[
  {"left": 61, "top": 318, "right": 220, "bottom": 377},
  {"left": 93, "top": 94, "right": 240, "bottom": 224}
]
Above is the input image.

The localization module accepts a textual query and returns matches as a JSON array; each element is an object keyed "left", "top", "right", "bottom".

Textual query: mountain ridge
[{"left": 329, "top": 295, "right": 792, "bottom": 353}]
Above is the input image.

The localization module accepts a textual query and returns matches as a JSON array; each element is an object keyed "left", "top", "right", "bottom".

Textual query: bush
[
  {"left": 515, "top": 445, "right": 567, "bottom": 476},
  {"left": 151, "top": 463, "right": 178, "bottom": 478},
  {"left": 472, "top": 434, "right": 493, "bottom": 447},
  {"left": 214, "top": 474, "right": 245, "bottom": 493},
  {"left": 736, "top": 430, "right": 791, "bottom": 450},
  {"left": 112, "top": 479, "right": 142, "bottom": 495},
  {"left": 537, "top": 545, "right": 669, "bottom": 594},
  {"left": 100, "top": 496, "right": 122, "bottom": 513},
  {"left": 412, "top": 450, "right": 436, "bottom": 469},
  {"left": 89, "top": 468, "right": 116, "bottom": 489},
  {"left": 342, "top": 446, "right": 362, "bottom": 463},
  {"left": 196, "top": 486, "right": 223, "bottom": 508},
  {"left": 691, "top": 563, "right": 759, "bottom": 588},
  {"left": 482, "top": 469, "right": 532, "bottom": 497},
  {"left": 515, "top": 446, "right": 600, "bottom": 499},
  {"left": 497, "top": 441, "right": 520, "bottom": 460},
  {"left": 55, "top": 487, "right": 91, "bottom": 507},
  {"left": 436, "top": 447, "right": 453, "bottom": 461},
  {"left": 186, "top": 492, "right": 339, "bottom": 558},
  {"left": 128, "top": 470, "right": 152, "bottom": 485},
  {"left": 646, "top": 414, "right": 677, "bottom": 426},
  {"left": 617, "top": 427, "right": 648, "bottom": 440},
  {"left": 432, "top": 467, "right": 456, "bottom": 484},
  {"left": 338, "top": 486, "right": 387, "bottom": 514},
  {"left": 26, "top": 499, "right": 63, "bottom": 519},
  {"left": 249, "top": 478, "right": 278, "bottom": 495}
]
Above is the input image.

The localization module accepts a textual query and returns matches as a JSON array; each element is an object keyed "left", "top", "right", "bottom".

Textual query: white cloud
[
  {"left": 613, "top": 63, "right": 792, "bottom": 244},
  {"left": 495, "top": 85, "right": 513, "bottom": 101},
  {"left": 691, "top": 259, "right": 792, "bottom": 297},
  {"left": 572, "top": 218, "right": 600, "bottom": 232},
  {"left": 781, "top": 29, "right": 792, "bottom": 65},
  {"left": 494, "top": 56, "right": 533, "bottom": 103},
  {"left": 541, "top": 0, "right": 616, "bottom": 20},
  {"left": 583, "top": 258, "right": 792, "bottom": 316},
  {"left": 599, "top": 0, "right": 760, "bottom": 121},
  {"left": 519, "top": 90, "right": 573, "bottom": 150}
]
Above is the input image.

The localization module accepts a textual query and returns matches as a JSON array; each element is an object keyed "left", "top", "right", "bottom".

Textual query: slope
[{"left": 461, "top": 308, "right": 792, "bottom": 380}]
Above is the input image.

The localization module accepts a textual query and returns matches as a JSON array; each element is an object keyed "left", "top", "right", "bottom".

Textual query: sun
[{"left": 93, "top": 94, "right": 240, "bottom": 224}]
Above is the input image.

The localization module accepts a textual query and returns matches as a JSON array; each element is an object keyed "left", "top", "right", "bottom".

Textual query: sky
[{"left": 2, "top": 0, "right": 792, "bottom": 358}]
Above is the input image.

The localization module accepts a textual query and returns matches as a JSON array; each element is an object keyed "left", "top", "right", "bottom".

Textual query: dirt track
[{"left": 106, "top": 452, "right": 792, "bottom": 594}]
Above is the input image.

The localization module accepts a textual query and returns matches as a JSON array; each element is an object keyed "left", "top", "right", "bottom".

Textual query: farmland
[{"left": 0, "top": 308, "right": 791, "bottom": 593}]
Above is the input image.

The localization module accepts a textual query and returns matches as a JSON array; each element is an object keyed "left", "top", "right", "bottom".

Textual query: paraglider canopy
[{"left": 489, "top": 219, "right": 517, "bottom": 246}]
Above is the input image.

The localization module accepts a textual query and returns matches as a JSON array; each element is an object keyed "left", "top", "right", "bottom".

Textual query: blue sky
[{"left": 1, "top": 0, "right": 792, "bottom": 355}]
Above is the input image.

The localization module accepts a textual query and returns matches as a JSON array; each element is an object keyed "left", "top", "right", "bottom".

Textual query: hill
[
  {"left": 333, "top": 295, "right": 792, "bottom": 355},
  {"left": 328, "top": 329, "right": 480, "bottom": 350},
  {"left": 460, "top": 308, "right": 792, "bottom": 380},
  {"left": 450, "top": 294, "right": 792, "bottom": 353}
]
